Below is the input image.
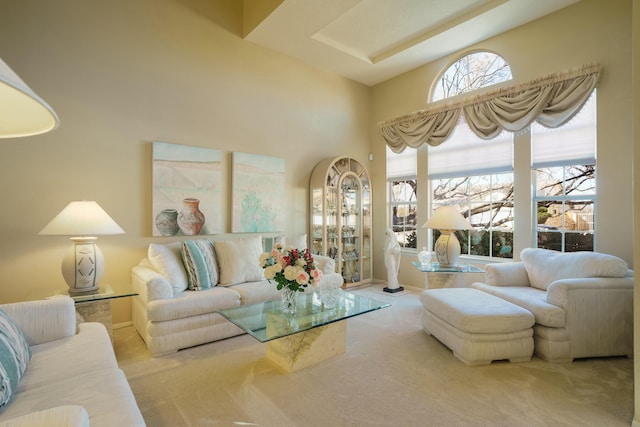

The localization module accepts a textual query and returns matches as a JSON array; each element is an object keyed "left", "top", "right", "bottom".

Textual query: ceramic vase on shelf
[
  {"left": 155, "top": 209, "right": 179, "bottom": 236},
  {"left": 177, "top": 198, "right": 205, "bottom": 235},
  {"left": 280, "top": 287, "right": 298, "bottom": 314}
]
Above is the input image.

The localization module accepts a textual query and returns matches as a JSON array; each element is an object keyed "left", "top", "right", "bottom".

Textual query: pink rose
[{"left": 296, "top": 270, "right": 310, "bottom": 285}]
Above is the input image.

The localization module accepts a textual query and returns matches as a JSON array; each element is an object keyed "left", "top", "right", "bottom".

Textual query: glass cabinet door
[{"left": 309, "top": 156, "right": 372, "bottom": 287}]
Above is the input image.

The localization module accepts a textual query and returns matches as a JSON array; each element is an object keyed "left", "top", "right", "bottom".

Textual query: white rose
[
  {"left": 264, "top": 265, "right": 276, "bottom": 280},
  {"left": 283, "top": 266, "right": 297, "bottom": 281}
]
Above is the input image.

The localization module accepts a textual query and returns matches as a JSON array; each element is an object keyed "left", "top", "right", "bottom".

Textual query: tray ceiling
[{"left": 244, "top": 0, "right": 580, "bottom": 86}]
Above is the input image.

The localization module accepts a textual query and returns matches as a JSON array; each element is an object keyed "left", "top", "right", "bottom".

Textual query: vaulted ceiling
[{"left": 243, "top": 0, "right": 580, "bottom": 86}]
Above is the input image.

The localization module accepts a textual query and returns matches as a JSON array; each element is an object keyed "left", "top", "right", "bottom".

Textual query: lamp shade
[
  {"left": 39, "top": 201, "right": 125, "bottom": 236},
  {"left": 0, "top": 57, "right": 59, "bottom": 138},
  {"left": 423, "top": 206, "right": 472, "bottom": 230}
]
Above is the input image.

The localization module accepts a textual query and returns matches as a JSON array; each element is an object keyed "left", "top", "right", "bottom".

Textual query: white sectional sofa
[
  {"left": 472, "top": 248, "right": 634, "bottom": 363},
  {"left": 0, "top": 296, "right": 145, "bottom": 426},
  {"left": 131, "top": 235, "right": 343, "bottom": 356}
]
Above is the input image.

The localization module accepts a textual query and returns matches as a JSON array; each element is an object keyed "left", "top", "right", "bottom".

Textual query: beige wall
[
  {"left": 0, "top": 0, "right": 371, "bottom": 322},
  {"left": 370, "top": 0, "right": 633, "bottom": 287}
]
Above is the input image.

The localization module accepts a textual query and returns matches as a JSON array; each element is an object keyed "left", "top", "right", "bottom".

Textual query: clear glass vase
[
  {"left": 280, "top": 287, "right": 298, "bottom": 314},
  {"left": 417, "top": 247, "right": 432, "bottom": 265}
]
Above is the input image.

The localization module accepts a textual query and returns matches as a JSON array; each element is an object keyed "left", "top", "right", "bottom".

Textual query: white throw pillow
[
  {"left": 214, "top": 236, "right": 265, "bottom": 286},
  {"left": 148, "top": 242, "right": 188, "bottom": 294},
  {"left": 521, "top": 248, "right": 628, "bottom": 291},
  {"left": 274, "top": 234, "right": 307, "bottom": 250}
]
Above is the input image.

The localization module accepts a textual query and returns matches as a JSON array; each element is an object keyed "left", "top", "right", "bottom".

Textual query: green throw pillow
[
  {"left": 182, "top": 239, "right": 219, "bottom": 291},
  {"left": 0, "top": 308, "right": 31, "bottom": 408}
]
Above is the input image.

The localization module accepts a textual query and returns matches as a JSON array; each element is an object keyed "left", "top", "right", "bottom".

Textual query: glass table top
[
  {"left": 412, "top": 261, "right": 484, "bottom": 273},
  {"left": 58, "top": 284, "right": 138, "bottom": 304},
  {"left": 218, "top": 291, "right": 390, "bottom": 343}
]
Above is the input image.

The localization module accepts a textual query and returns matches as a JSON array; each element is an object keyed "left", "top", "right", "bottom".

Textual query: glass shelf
[{"left": 411, "top": 261, "right": 484, "bottom": 273}]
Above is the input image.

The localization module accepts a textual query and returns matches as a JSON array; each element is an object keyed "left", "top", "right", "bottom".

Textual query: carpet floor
[{"left": 113, "top": 284, "right": 634, "bottom": 427}]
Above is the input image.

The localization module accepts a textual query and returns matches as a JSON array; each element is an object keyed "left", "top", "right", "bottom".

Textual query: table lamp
[
  {"left": 40, "top": 201, "right": 125, "bottom": 294},
  {"left": 423, "top": 206, "right": 472, "bottom": 267},
  {"left": 0, "top": 57, "right": 59, "bottom": 138}
]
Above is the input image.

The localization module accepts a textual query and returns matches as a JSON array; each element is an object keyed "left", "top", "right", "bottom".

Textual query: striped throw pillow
[
  {"left": 0, "top": 308, "right": 31, "bottom": 408},
  {"left": 182, "top": 239, "right": 219, "bottom": 290}
]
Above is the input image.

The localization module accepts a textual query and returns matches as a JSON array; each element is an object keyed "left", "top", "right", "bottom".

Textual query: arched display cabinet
[{"left": 309, "top": 156, "right": 371, "bottom": 287}]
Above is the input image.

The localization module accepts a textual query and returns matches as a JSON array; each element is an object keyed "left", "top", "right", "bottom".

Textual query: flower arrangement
[{"left": 259, "top": 244, "right": 323, "bottom": 292}]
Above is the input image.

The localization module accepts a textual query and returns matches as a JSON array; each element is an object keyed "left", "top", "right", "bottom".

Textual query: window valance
[{"left": 379, "top": 63, "right": 601, "bottom": 153}]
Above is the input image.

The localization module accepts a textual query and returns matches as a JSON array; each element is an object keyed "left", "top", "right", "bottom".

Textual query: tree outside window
[
  {"left": 535, "top": 165, "right": 595, "bottom": 252},
  {"left": 390, "top": 179, "right": 417, "bottom": 248},
  {"left": 432, "top": 173, "right": 514, "bottom": 258}
]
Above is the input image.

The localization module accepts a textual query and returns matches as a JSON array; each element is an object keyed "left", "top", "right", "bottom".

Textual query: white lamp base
[
  {"left": 61, "top": 237, "right": 104, "bottom": 295},
  {"left": 434, "top": 230, "right": 461, "bottom": 267}
]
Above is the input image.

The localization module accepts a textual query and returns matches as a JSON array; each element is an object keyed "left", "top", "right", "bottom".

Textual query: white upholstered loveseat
[
  {"left": 0, "top": 297, "right": 144, "bottom": 426},
  {"left": 472, "top": 248, "right": 633, "bottom": 363},
  {"left": 131, "top": 235, "right": 343, "bottom": 356}
]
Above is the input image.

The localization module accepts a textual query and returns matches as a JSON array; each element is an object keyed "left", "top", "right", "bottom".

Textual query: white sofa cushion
[
  {"left": 214, "top": 236, "right": 264, "bottom": 286},
  {"left": 231, "top": 280, "right": 282, "bottom": 305},
  {"left": 182, "top": 239, "right": 218, "bottom": 290},
  {"left": 0, "top": 309, "right": 31, "bottom": 408},
  {"left": 18, "top": 323, "right": 117, "bottom": 392},
  {"left": 148, "top": 241, "right": 188, "bottom": 295},
  {"left": 147, "top": 287, "right": 241, "bottom": 322},
  {"left": 520, "top": 248, "right": 628, "bottom": 291},
  {"left": 420, "top": 288, "right": 534, "bottom": 334},
  {"left": 471, "top": 283, "right": 566, "bottom": 328}
]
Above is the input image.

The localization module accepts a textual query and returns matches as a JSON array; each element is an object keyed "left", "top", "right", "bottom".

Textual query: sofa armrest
[
  {"left": 318, "top": 272, "right": 344, "bottom": 289},
  {"left": 314, "top": 255, "right": 337, "bottom": 275},
  {"left": 482, "top": 262, "right": 530, "bottom": 287},
  {"left": 0, "top": 297, "right": 76, "bottom": 346},
  {"left": 132, "top": 264, "right": 174, "bottom": 303},
  {"left": 546, "top": 276, "right": 634, "bottom": 309},
  {"left": 0, "top": 405, "right": 89, "bottom": 427}
]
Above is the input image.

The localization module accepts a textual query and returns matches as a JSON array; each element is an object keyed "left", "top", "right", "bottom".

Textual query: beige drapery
[{"left": 379, "top": 63, "right": 601, "bottom": 153}]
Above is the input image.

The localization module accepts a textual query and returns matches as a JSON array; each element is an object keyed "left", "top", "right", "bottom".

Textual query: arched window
[
  {"left": 431, "top": 51, "right": 512, "bottom": 102},
  {"left": 429, "top": 51, "right": 514, "bottom": 258}
]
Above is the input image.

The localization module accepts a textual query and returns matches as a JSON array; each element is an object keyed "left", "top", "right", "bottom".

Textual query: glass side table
[
  {"left": 412, "top": 261, "right": 484, "bottom": 289},
  {"left": 54, "top": 284, "right": 138, "bottom": 339}
]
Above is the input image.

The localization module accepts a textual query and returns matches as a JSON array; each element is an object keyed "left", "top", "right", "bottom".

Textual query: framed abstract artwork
[
  {"left": 232, "top": 152, "right": 285, "bottom": 233},
  {"left": 152, "top": 141, "right": 222, "bottom": 236}
]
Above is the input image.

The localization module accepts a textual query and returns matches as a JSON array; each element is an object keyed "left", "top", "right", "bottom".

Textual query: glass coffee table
[{"left": 218, "top": 291, "right": 389, "bottom": 372}]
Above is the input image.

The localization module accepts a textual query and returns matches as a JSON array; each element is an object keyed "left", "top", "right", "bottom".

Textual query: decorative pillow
[
  {"left": 288, "top": 234, "right": 307, "bottom": 250},
  {"left": 273, "top": 234, "right": 307, "bottom": 250},
  {"left": 0, "top": 308, "right": 31, "bottom": 408},
  {"left": 148, "top": 242, "right": 188, "bottom": 295},
  {"left": 182, "top": 239, "right": 218, "bottom": 290},
  {"left": 521, "top": 248, "right": 629, "bottom": 291},
  {"left": 214, "top": 236, "right": 265, "bottom": 286}
]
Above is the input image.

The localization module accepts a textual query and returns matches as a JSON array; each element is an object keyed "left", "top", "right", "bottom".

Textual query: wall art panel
[
  {"left": 152, "top": 141, "right": 222, "bottom": 236},
  {"left": 232, "top": 152, "right": 285, "bottom": 233}
]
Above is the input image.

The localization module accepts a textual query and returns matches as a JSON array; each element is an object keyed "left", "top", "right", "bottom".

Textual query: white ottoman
[{"left": 420, "top": 288, "right": 535, "bottom": 366}]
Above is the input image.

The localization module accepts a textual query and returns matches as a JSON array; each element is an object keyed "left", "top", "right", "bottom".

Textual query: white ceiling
[{"left": 244, "top": 0, "right": 580, "bottom": 86}]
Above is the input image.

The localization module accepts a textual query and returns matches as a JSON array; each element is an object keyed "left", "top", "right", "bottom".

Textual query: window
[
  {"left": 387, "top": 146, "right": 417, "bottom": 249},
  {"left": 429, "top": 118, "right": 514, "bottom": 258},
  {"left": 428, "top": 51, "right": 514, "bottom": 259},
  {"left": 432, "top": 51, "right": 512, "bottom": 101},
  {"left": 533, "top": 93, "right": 597, "bottom": 252}
]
